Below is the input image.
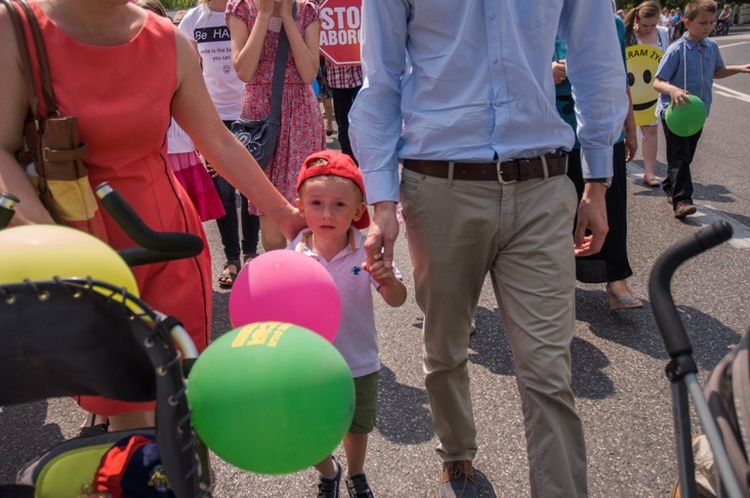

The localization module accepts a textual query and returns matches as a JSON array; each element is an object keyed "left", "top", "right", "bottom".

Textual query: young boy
[
  {"left": 292, "top": 150, "right": 407, "bottom": 498},
  {"left": 653, "top": 0, "right": 750, "bottom": 219}
]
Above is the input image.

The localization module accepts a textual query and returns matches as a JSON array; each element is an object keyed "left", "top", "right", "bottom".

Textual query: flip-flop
[{"left": 218, "top": 261, "right": 240, "bottom": 289}]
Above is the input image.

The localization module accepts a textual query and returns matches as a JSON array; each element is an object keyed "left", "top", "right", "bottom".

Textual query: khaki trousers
[{"left": 400, "top": 168, "right": 588, "bottom": 497}]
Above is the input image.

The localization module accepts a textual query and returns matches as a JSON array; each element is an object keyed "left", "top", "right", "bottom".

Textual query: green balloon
[
  {"left": 665, "top": 94, "right": 706, "bottom": 137},
  {"left": 187, "top": 322, "right": 354, "bottom": 474}
]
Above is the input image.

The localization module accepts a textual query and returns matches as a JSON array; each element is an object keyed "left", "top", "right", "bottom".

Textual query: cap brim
[{"left": 352, "top": 208, "right": 370, "bottom": 230}]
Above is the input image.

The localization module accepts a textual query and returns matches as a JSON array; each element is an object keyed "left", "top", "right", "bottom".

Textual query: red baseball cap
[{"left": 297, "top": 150, "right": 370, "bottom": 229}]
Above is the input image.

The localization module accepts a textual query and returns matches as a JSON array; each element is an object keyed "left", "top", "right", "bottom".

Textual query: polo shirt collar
[
  {"left": 684, "top": 35, "right": 709, "bottom": 50},
  {"left": 295, "top": 228, "right": 359, "bottom": 258}
]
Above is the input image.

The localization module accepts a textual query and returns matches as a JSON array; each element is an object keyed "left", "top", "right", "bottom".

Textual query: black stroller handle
[
  {"left": 648, "top": 220, "right": 733, "bottom": 358},
  {"left": 95, "top": 183, "right": 204, "bottom": 267}
]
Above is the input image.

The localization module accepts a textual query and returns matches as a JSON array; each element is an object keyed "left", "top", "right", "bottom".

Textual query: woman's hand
[
  {"left": 255, "top": 0, "right": 275, "bottom": 18},
  {"left": 279, "top": 0, "right": 295, "bottom": 20},
  {"left": 552, "top": 60, "right": 567, "bottom": 85}
]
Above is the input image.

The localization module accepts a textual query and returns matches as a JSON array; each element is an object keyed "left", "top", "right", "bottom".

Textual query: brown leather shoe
[
  {"left": 440, "top": 460, "right": 477, "bottom": 498},
  {"left": 674, "top": 200, "right": 697, "bottom": 219}
]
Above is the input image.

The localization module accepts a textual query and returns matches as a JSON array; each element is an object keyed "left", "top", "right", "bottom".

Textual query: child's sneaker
[
  {"left": 345, "top": 472, "right": 374, "bottom": 498},
  {"left": 674, "top": 200, "right": 697, "bottom": 219},
  {"left": 317, "top": 458, "right": 342, "bottom": 498}
]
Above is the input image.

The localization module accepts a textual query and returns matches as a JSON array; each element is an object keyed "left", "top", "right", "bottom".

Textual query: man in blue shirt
[{"left": 350, "top": 1, "right": 628, "bottom": 497}]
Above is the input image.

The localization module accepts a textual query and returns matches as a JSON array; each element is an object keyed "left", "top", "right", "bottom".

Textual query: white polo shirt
[{"left": 290, "top": 228, "right": 401, "bottom": 378}]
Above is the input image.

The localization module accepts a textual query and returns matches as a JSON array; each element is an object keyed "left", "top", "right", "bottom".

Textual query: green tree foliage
[{"left": 161, "top": 0, "right": 196, "bottom": 9}]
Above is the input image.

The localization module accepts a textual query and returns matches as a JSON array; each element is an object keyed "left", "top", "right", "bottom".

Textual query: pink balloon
[{"left": 228, "top": 250, "right": 342, "bottom": 342}]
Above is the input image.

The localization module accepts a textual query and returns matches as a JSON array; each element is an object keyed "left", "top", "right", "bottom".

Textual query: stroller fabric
[{"left": 702, "top": 330, "right": 750, "bottom": 497}]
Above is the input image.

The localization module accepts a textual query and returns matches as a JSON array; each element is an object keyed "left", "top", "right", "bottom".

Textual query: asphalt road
[{"left": 1, "top": 27, "right": 750, "bottom": 498}]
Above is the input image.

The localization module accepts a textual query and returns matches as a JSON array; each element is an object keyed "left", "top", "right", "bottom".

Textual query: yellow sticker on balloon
[
  {"left": 231, "top": 322, "right": 291, "bottom": 348},
  {"left": 626, "top": 45, "right": 663, "bottom": 127}
]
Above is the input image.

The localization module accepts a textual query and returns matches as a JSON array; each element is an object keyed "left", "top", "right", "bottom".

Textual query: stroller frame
[
  {"left": 0, "top": 279, "right": 210, "bottom": 498},
  {"left": 650, "top": 220, "right": 746, "bottom": 498},
  {"left": 0, "top": 183, "right": 210, "bottom": 497}
]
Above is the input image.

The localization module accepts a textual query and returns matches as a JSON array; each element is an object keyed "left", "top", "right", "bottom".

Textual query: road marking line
[
  {"left": 714, "top": 83, "right": 750, "bottom": 103},
  {"left": 627, "top": 163, "right": 750, "bottom": 249},
  {"left": 691, "top": 207, "right": 750, "bottom": 249},
  {"left": 717, "top": 40, "right": 750, "bottom": 49}
]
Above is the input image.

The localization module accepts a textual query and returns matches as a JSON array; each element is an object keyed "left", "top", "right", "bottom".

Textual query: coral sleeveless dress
[{"left": 28, "top": 3, "right": 212, "bottom": 416}]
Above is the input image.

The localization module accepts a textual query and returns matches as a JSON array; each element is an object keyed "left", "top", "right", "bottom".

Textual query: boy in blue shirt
[{"left": 654, "top": 0, "right": 750, "bottom": 219}]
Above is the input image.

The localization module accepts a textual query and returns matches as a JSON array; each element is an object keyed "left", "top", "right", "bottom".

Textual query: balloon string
[{"left": 683, "top": 39, "right": 687, "bottom": 91}]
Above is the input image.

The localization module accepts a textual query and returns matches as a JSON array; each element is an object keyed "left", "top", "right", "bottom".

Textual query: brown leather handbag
[{"left": 3, "top": 0, "right": 107, "bottom": 239}]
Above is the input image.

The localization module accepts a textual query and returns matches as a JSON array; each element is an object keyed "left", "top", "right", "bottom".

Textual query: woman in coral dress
[
  {"left": 0, "top": 0, "right": 304, "bottom": 430},
  {"left": 228, "top": 0, "right": 326, "bottom": 251}
]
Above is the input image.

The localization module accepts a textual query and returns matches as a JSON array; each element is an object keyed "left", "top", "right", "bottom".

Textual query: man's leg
[
  {"left": 490, "top": 176, "right": 587, "bottom": 497},
  {"left": 402, "top": 169, "right": 505, "bottom": 462},
  {"left": 332, "top": 86, "right": 361, "bottom": 162}
]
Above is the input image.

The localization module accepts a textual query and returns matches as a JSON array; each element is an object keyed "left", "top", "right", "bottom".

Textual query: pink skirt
[{"left": 169, "top": 151, "right": 225, "bottom": 222}]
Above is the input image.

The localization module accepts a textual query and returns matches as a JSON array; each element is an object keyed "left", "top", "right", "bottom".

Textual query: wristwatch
[{"left": 584, "top": 177, "right": 613, "bottom": 189}]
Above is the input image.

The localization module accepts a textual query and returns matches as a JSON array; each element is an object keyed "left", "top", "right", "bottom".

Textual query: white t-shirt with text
[{"left": 178, "top": 5, "right": 243, "bottom": 121}]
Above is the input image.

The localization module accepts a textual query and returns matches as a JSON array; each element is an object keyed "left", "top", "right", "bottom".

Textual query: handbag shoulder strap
[
  {"left": 268, "top": 1, "right": 297, "bottom": 124},
  {"left": 1, "top": 0, "right": 57, "bottom": 118}
]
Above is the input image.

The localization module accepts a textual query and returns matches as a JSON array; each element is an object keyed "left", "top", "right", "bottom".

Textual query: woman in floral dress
[{"left": 228, "top": 0, "right": 326, "bottom": 250}]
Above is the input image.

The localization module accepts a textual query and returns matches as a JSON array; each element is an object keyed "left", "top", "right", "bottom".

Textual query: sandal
[
  {"left": 243, "top": 254, "right": 257, "bottom": 266},
  {"left": 218, "top": 260, "right": 240, "bottom": 289},
  {"left": 642, "top": 175, "right": 662, "bottom": 187}
]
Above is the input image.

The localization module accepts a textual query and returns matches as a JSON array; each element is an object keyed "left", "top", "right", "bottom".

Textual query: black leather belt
[{"left": 403, "top": 152, "right": 568, "bottom": 183}]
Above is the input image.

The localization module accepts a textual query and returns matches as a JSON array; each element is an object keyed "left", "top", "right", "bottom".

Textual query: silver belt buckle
[{"left": 496, "top": 161, "right": 517, "bottom": 185}]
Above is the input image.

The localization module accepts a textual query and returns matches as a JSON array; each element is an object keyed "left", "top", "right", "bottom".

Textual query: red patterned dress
[
  {"left": 27, "top": 3, "right": 212, "bottom": 416},
  {"left": 227, "top": 0, "right": 326, "bottom": 215}
]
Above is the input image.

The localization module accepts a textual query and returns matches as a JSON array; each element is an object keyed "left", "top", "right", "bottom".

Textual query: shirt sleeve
[
  {"left": 558, "top": 0, "right": 628, "bottom": 178},
  {"left": 713, "top": 43, "right": 725, "bottom": 72},
  {"left": 299, "top": 0, "right": 320, "bottom": 30},
  {"left": 655, "top": 43, "right": 679, "bottom": 82},
  {"left": 177, "top": 8, "right": 195, "bottom": 38},
  {"left": 348, "top": 0, "right": 409, "bottom": 204}
]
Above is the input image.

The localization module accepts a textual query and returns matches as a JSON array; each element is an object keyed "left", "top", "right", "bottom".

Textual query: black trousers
[
  {"left": 662, "top": 118, "right": 702, "bottom": 206},
  {"left": 212, "top": 120, "right": 260, "bottom": 261},
  {"left": 331, "top": 85, "right": 361, "bottom": 163}
]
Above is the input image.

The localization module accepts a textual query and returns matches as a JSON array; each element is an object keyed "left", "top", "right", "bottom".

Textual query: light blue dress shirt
[
  {"left": 349, "top": 0, "right": 629, "bottom": 204},
  {"left": 655, "top": 35, "right": 724, "bottom": 119}
]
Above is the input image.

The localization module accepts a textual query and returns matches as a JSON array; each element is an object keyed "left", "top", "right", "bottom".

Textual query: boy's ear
[
  {"left": 352, "top": 200, "right": 367, "bottom": 223},
  {"left": 295, "top": 198, "right": 306, "bottom": 217}
]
